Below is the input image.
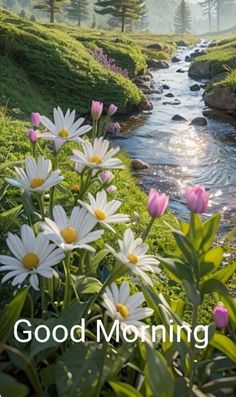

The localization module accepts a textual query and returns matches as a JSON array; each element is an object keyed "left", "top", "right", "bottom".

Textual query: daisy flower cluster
[{"left": 0, "top": 102, "right": 168, "bottom": 338}]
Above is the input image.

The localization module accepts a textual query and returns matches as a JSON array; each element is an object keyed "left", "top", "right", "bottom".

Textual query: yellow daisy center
[
  {"left": 30, "top": 177, "right": 45, "bottom": 189},
  {"left": 90, "top": 155, "right": 102, "bottom": 164},
  {"left": 94, "top": 209, "right": 106, "bottom": 220},
  {"left": 61, "top": 226, "right": 78, "bottom": 244},
  {"left": 23, "top": 252, "right": 40, "bottom": 270},
  {"left": 59, "top": 128, "right": 69, "bottom": 138},
  {"left": 116, "top": 303, "right": 129, "bottom": 320},
  {"left": 127, "top": 253, "right": 138, "bottom": 265}
]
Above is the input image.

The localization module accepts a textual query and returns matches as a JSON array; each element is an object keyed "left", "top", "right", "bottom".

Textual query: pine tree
[
  {"left": 34, "top": 0, "right": 63, "bottom": 23},
  {"left": 174, "top": 0, "right": 192, "bottom": 33},
  {"left": 94, "top": 0, "right": 146, "bottom": 32},
  {"left": 66, "top": 0, "right": 90, "bottom": 26},
  {"left": 200, "top": 0, "right": 215, "bottom": 32}
]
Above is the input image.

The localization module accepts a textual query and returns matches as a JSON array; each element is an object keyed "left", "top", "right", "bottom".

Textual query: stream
[{"left": 115, "top": 43, "right": 236, "bottom": 231}]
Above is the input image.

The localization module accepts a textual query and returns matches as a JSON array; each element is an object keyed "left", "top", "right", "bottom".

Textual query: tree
[
  {"left": 34, "top": 0, "right": 63, "bottom": 23},
  {"left": 200, "top": 0, "right": 215, "bottom": 32},
  {"left": 66, "top": 0, "right": 90, "bottom": 26},
  {"left": 94, "top": 0, "right": 146, "bottom": 32},
  {"left": 174, "top": 0, "right": 192, "bottom": 33}
]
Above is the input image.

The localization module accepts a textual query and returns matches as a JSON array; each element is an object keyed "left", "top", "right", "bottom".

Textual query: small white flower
[
  {"left": 5, "top": 156, "right": 63, "bottom": 193},
  {"left": 70, "top": 137, "right": 124, "bottom": 170},
  {"left": 41, "top": 205, "right": 104, "bottom": 252},
  {"left": 102, "top": 281, "right": 153, "bottom": 332},
  {"left": 106, "top": 229, "right": 160, "bottom": 286},
  {"left": 78, "top": 190, "right": 130, "bottom": 233},
  {"left": 0, "top": 225, "right": 65, "bottom": 290},
  {"left": 41, "top": 107, "right": 91, "bottom": 145}
]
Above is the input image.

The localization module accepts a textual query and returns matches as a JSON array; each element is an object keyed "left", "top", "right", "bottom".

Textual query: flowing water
[{"left": 114, "top": 44, "right": 236, "bottom": 231}]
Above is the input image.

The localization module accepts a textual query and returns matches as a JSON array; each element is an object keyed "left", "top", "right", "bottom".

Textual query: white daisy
[
  {"left": 0, "top": 225, "right": 65, "bottom": 290},
  {"left": 41, "top": 107, "right": 91, "bottom": 144},
  {"left": 5, "top": 156, "right": 63, "bottom": 194},
  {"left": 102, "top": 281, "right": 153, "bottom": 333},
  {"left": 70, "top": 137, "right": 124, "bottom": 170},
  {"left": 41, "top": 205, "right": 104, "bottom": 252},
  {"left": 106, "top": 229, "right": 160, "bottom": 286},
  {"left": 78, "top": 190, "right": 130, "bottom": 233}
]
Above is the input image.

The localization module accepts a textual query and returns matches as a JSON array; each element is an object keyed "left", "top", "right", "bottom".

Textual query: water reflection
[{"left": 114, "top": 45, "right": 236, "bottom": 231}]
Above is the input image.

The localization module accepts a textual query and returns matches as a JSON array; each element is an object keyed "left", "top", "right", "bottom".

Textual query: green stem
[
  {"left": 141, "top": 217, "right": 155, "bottom": 241},
  {"left": 189, "top": 303, "right": 199, "bottom": 395},
  {"left": 31, "top": 142, "right": 36, "bottom": 158},
  {"left": 95, "top": 316, "right": 109, "bottom": 397},
  {"left": 92, "top": 120, "right": 98, "bottom": 140},
  {"left": 37, "top": 194, "right": 45, "bottom": 220},
  {"left": 40, "top": 278, "right": 46, "bottom": 320},
  {"left": 49, "top": 154, "right": 58, "bottom": 218},
  {"left": 63, "top": 253, "right": 72, "bottom": 311}
]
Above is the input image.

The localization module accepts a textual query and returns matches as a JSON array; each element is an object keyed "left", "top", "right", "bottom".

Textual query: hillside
[{"left": 0, "top": 9, "right": 146, "bottom": 117}]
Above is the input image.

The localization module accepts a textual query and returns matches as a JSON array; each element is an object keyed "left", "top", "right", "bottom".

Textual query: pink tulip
[
  {"left": 108, "top": 104, "right": 118, "bottom": 116},
  {"left": 31, "top": 112, "right": 41, "bottom": 127},
  {"left": 113, "top": 122, "right": 121, "bottom": 133},
  {"left": 91, "top": 100, "right": 103, "bottom": 121},
  {"left": 100, "top": 170, "right": 114, "bottom": 184},
  {"left": 185, "top": 185, "right": 209, "bottom": 214},
  {"left": 214, "top": 303, "right": 229, "bottom": 328},
  {"left": 106, "top": 185, "right": 117, "bottom": 194},
  {"left": 148, "top": 188, "right": 169, "bottom": 218},
  {"left": 28, "top": 129, "right": 38, "bottom": 143}
]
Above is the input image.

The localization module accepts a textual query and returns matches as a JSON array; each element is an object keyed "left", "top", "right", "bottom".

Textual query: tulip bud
[
  {"left": 214, "top": 303, "right": 229, "bottom": 329},
  {"left": 31, "top": 112, "right": 41, "bottom": 127},
  {"left": 91, "top": 100, "right": 103, "bottom": 121},
  {"left": 148, "top": 188, "right": 169, "bottom": 218},
  {"left": 185, "top": 185, "right": 209, "bottom": 214},
  {"left": 28, "top": 129, "right": 38, "bottom": 143},
  {"left": 108, "top": 104, "right": 118, "bottom": 117},
  {"left": 100, "top": 170, "right": 114, "bottom": 184},
  {"left": 112, "top": 122, "right": 121, "bottom": 134},
  {"left": 106, "top": 185, "right": 117, "bottom": 194}
]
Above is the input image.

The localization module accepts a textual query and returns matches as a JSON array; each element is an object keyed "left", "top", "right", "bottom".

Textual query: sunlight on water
[{"left": 115, "top": 44, "right": 236, "bottom": 230}]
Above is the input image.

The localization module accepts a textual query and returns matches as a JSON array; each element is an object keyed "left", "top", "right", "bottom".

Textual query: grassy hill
[{"left": 0, "top": 9, "right": 146, "bottom": 118}]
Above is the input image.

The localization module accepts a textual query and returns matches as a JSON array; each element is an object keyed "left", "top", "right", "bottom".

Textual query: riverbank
[
  {"left": 0, "top": 9, "right": 198, "bottom": 118},
  {"left": 189, "top": 36, "right": 236, "bottom": 119}
]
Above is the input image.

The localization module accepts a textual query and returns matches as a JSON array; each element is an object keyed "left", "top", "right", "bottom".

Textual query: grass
[
  {"left": 0, "top": 9, "right": 143, "bottom": 117},
  {"left": 210, "top": 70, "right": 236, "bottom": 93},
  {"left": 194, "top": 36, "right": 236, "bottom": 77}
]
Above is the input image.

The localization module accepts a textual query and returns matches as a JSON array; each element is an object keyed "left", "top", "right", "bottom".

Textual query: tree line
[{"left": 2, "top": 0, "right": 236, "bottom": 33}]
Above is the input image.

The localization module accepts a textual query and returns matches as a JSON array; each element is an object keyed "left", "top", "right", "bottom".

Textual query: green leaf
[
  {"left": 75, "top": 276, "right": 102, "bottom": 295},
  {"left": 90, "top": 248, "right": 110, "bottom": 274},
  {"left": 0, "top": 159, "right": 23, "bottom": 170},
  {"left": 30, "top": 300, "right": 87, "bottom": 356},
  {"left": 0, "top": 205, "right": 23, "bottom": 231},
  {"left": 200, "top": 247, "right": 223, "bottom": 277},
  {"left": 0, "top": 288, "right": 28, "bottom": 344},
  {"left": 183, "top": 280, "right": 201, "bottom": 305},
  {"left": 202, "top": 376, "right": 236, "bottom": 393},
  {"left": 223, "top": 226, "right": 236, "bottom": 243},
  {"left": 200, "top": 279, "right": 229, "bottom": 297},
  {"left": 210, "top": 333, "right": 236, "bottom": 362},
  {"left": 145, "top": 344, "right": 174, "bottom": 397},
  {"left": 159, "top": 256, "right": 193, "bottom": 283},
  {"left": 172, "top": 231, "right": 200, "bottom": 281},
  {"left": 209, "top": 262, "right": 236, "bottom": 284},
  {"left": 109, "top": 381, "right": 143, "bottom": 397},
  {"left": 0, "top": 373, "right": 28, "bottom": 397},
  {"left": 201, "top": 213, "right": 221, "bottom": 252}
]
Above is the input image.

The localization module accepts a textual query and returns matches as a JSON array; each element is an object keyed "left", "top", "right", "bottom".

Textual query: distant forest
[{"left": 0, "top": 0, "right": 236, "bottom": 34}]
